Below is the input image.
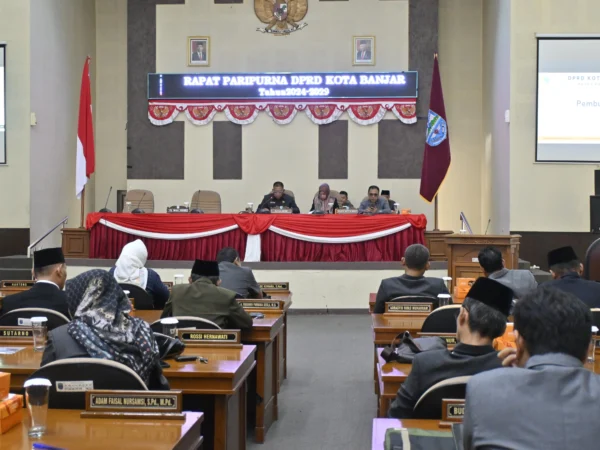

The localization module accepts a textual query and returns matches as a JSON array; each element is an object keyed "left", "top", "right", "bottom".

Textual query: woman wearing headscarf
[
  {"left": 109, "top": 239, "right": 170, "bottom": 309},
  {"left": 41, "top": 269, "right": 168, "bottom": 390},
  {"left": 310, "top": 183, "right": 339, "bottom": 214}
]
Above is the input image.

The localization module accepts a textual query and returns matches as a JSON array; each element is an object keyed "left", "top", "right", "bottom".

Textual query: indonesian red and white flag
[{"left": 76, "top": 57, "right": 95, "bottom": 199}]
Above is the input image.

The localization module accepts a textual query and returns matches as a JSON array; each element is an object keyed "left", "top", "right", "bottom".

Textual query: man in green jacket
[{"left": 161, "top": 260, "right": 253, "bottom": 330}]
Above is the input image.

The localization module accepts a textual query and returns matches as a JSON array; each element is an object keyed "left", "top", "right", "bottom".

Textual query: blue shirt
[{"left": 109, "top": 267, "right": 170, "bottom": 309}]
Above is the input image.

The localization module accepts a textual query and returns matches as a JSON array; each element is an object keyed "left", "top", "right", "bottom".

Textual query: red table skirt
[{"left": 87, "top": 213, "right": 427, "bottom": 262}]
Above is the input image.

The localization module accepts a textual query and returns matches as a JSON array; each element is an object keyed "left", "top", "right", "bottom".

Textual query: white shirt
[{"left": 35, "top": 280, "right": 60, "bottom": 289}]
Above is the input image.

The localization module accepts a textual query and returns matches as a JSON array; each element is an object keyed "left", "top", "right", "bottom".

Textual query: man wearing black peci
[{"left": 257, "top": 181, "right": 300, "bottom": 213}]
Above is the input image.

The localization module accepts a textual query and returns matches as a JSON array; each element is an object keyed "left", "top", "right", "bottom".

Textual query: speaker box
[{"left": 591, "top": 196, "right": 600, "bottom": 233}]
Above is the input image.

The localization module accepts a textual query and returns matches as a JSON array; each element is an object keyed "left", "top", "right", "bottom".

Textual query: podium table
[{"left": 445, "top": 234, "right": 521, "bottom": 290}]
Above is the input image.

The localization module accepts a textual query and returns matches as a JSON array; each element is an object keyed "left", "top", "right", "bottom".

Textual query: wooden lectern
[
  {"left": 445, "top": 234, "right": 521, "bottom": 291},
  {"left": 61, "top": 228, "right": 90, "bottom": 258}
]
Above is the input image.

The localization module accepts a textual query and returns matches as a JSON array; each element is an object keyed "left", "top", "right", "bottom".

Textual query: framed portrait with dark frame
[
  {"left": 188, "top": 36, "right": 210, "bottom": 67},
  {"left": 353, "top": 36, "right": 375, "bottom": 66}
]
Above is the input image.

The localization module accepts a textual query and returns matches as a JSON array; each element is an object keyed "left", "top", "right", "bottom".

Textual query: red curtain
[
  {"left": 260, "top": 227, "right": 424, "bottom": 262},
  {"left": 90, "top": 226, "right": 247, "bottom": 260}
]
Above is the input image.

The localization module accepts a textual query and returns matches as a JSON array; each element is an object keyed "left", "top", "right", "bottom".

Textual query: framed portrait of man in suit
[
  {"left": 188, "top": 36, "right": 210, "bottom": 67},
  {"left": 353, "top": 36, "right": 375, "bottom": 66}
]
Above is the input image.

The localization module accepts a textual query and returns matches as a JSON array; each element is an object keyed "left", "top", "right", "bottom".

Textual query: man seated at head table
[
  {"left": 1, "top": 247, "right": 69, "bottom": 318},
  {"left": 358, "top": 185, "right": 392, "bottom": 214},
  {"left": 388, "top": 277, "right": 512, "bottom": 419},
  {"left": 257, "top": 181, "right": 300, "bottom": 213},
  {"left": 478, "top": 246, "right": 537, "bottom": 300},
  {"left": 217, "top": 247, "right": 263, "bottom": 299},
  {"left": 161, "top": 260, "right": 253, "bottom": 330},
  {"left": 310, "top": 183, "right": 339, "bottom": 213},
  {"left": 42, "top": 269, "right": 168, "bottom": 390},
  {"left": 380, "top": 190, "right": 397, "bottom": 211},
  {"left": 464, "top": 287, "right": 600, "bottom": 449},
  {"left": 338, "top": 190, "right": 354, "bottom": 209},
  {"left": 542, "top": 245, "right": 600, "bottom": 308},
  {"left": 373, "top": 244, "right": 449, "bottom": 314}
]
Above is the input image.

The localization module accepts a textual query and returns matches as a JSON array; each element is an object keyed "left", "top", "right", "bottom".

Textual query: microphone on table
[
  {"left": 132, "top": 192, "right": 146, "bottom": 214},
  {"left": 484, "top": 218, "right": 491, "bottom": 235},
  {"left": 99, "top": 186, "right": 113, "bottom": 213},
  {"left": 190, "top": 190, "right": 204, "bottom": 214}
]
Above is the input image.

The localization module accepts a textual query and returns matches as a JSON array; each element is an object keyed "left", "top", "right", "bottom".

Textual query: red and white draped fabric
[
  {"left": 86, "top": 213, "right": 427, "bottom": 262},
  {"left": 147, "top": 99, "right": 417, "bottom": 127},
  {"left": 76, "top": 57, "right": 95, "bottom": 199}
]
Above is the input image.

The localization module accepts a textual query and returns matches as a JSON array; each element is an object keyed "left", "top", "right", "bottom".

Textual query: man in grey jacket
[
  {"left": 464, "top": 286, "right": 599, "bottom": 450},
  {"left": 217, "top": 247, "right": 263, "bottom": 299},
  {"left": 478, "top": 246, "right": 537, "bottom": 299},
  {"left": 358, "top": 185, "right": 392, "bottom": 214}
]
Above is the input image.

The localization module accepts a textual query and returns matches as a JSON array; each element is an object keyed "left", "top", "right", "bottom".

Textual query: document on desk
[
  {"left": 384, "top": 428, "right": 454, "bottom": 450},
  {"left": 0, "top": 347, "right": 25, "bottom": 355}
]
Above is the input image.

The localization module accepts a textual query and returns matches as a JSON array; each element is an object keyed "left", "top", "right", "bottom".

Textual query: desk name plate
[
  {"left": 82, "top": 390, "right": 184, "bottom": 419},
  {"left": 384, "top": 302, "right": 432, "bottom": 314},
  {"left": 0, "top": 327, "right": 34, "bottom": 341},
  {"left": 0, "top": 280, "right": 34, "bottom": 288},
  {"left": 336, "top": 209, "right": 358, "bottom": 215},
  {"left": 442, "top": 398, "right": 465, "bottom": 422},
  {"left": 270, "top": 208, "right": 292, "bottom": 214},
  {"left": 239, "top": 300, "right": 283, "bottom": 310},
  {"left": 259, "top": 282, "right": 289, "bottom": 291},
  {"left": 177, "top": 329, "right": 242, "bottom": 346},
  {"left": 417, "top": 333, "right": 457, "bottom": 346}
]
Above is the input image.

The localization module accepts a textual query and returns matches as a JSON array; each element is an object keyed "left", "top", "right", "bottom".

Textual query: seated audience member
[
  {"left": 464, "top": 287, "right": 599, "bottom": 449},
  {"left": 358, "top": 185, "right": 392, "bottom": 214},
  {"left": 543, "top": 246, "right": 600, "bottom": 308},
  {"left": 109, "top": 239, "right": 170, "bottom": 309},
  {"left": 374, "top": 244, "right": 449, "bottom": 314},
  {"left": 217, "top": 247, "right": 263, "bottom": 299},
  {"left": 338, "top": 191, "right": 354, "bottom": 209},
  {"left": 42, "top": 269, "right": 168, "bottom": 390},
  {"left": 310, "top": 183, "right": 339, "bottom": 213},
  {"left": 388, "top": 277, "right": 511, "bottom": 418},
  {"left": 381, "top": 189, "right": 396, "bottom": 211},
  {"left": 478, "top": 246, "right": 537, "bottom": 299},
  {"left": 1, "top": 248, "right": 69, "bottom": 317},
  {"left": 161, "top": 260, "right": 253, "bottom": 330},
  {"left": 257, "top": 181, "right": 300, "bottom": 213}
]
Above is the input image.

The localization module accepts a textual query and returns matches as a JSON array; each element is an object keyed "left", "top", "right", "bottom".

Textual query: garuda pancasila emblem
[{"left": 255, "top": 0, "right": 308, "bottom": 35}]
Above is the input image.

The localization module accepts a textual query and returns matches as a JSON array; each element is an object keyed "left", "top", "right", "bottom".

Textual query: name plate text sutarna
[
  {"left": 259, "top": 282, "right": 289, "bottom": 291},
  {"left": 1, "top": 280, "right": 35, "bottom": 288},
  {"left": 86, "top": 390, "right": 182, "bottom": 413},
  {"left": 239, "top": 301, "right": 282, "bottom": 310},
  {"left": 0, "top": 327, "right": 33, "bottom": 339},
  {"left": 177, "top": 329, "right": 241, "bottom": 344},
  {"left": 385, "top": 303, "right": 432, "bottom": 314}
]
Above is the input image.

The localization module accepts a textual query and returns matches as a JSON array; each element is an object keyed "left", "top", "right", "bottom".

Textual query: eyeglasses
[
  {"left": 272, "top": 190, "right": 284, "bottom": 194},
  {"left": 368, "top": 193, "right": 378, "bottom": 197}
]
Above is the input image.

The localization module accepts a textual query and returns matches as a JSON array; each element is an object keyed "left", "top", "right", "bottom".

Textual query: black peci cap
[
  {"left": 466, "top": 277, "right": 513, "bottom": 317},
  {"left": 191, "top": 260, "right": 220, "bottom": 277},
  {"left": 381, "top": 190, "right": 390, "bottom": 196},
  {"left": 547, "top": 246, "right": 578, "bottom": 268},
  {"left": 33, "top": 248, "right": 65, "bottom": 269}
]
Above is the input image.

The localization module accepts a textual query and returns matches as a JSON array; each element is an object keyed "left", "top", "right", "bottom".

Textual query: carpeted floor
[{"left": 248, "top": 314, "right": 376, "bottom": 450}]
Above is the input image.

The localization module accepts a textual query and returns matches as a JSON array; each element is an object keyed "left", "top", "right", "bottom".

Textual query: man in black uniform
[
  {"left": 1, "top": 247, "right": 69, "bottom": 317},
  {"left": 388, "top": 277, "right": 512, "bottom": 418},
  {"left": 257, "top": 181, "right": 300, "bottom": 213},
  {"left": 543, "top": 246, "right": 600, "bottom": 308}
]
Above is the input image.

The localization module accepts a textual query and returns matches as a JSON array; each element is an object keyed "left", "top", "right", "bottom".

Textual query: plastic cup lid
[
  {"left": 31, "top": 317, "right": 48, "bottom": 323},
  {"left": 442, "top": 277, "right": 452, "bottom": 281},
  {"left": 123, "top": 290, "right": 130, "bottom": 295},
  {"left": 437, "top": 294, "right": 452, "bottom": 298},
  {"left": 592, "top": 326, "right": 599, "bottom": 333},
  {"left": 161, "top": 318, "right": 179, "bottom": 325},
  {"left": 24, "top": 378, "right": 52, "bottom": 388},
  {"left": 174, "top": 274, "right": 184, "bottom": 278}
]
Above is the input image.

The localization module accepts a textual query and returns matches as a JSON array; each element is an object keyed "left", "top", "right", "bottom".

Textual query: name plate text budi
[{"left": 442, "top": 399, "right": 465, "bottom": 422}]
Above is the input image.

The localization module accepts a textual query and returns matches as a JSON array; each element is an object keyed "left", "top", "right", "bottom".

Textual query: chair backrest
[
  {"left": 29, "top": 358, "right": 147, "bottom": 409},
  {"left": 149, "top": 316, "right": 221, "bottom": 333},
  {"left": 119, "top": 283, "right": 154, "bottom": 310},
  {"left": 389, "top": 295, "right": 439, "bottom": 310},
  {"left": 0, "top": 308, "right": 70, "bottom": 330},
  {"left": 412, "top": 376, "right": 471, "bottom": 419},
  {"left": 421, "top": 304, "right": 461, "bottom": 333},
  {"left": 124, "top": 189, "right": 155, "bottom": 213},
  {"left": 191, "top": 190, "right": 221, "bottom": 214},
  {"left": 585, "top": 238, "right": 600, "bottom": 281}
]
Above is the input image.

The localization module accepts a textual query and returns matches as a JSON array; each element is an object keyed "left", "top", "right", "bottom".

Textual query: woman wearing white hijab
[{"left": 110, "top": 240, "right": 170, "bottom": 309}]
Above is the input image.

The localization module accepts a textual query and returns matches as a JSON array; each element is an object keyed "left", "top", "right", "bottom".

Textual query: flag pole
[
  {"left": 80, "top": 186, "right": 85, "bottom": 228},
  {"left": 434, "top": 194, "right": 439, "bottom": 231}
]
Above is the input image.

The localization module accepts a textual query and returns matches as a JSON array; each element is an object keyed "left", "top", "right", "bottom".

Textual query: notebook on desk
[{"left": 384, "top": 427, "right": 455, "bottom": 450}]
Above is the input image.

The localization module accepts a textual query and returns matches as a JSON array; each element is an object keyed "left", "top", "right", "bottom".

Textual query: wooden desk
[
  {"left": 369, "top": 292, "right": 376, "bottom": 313},
  {"left": 0, "top": 345, "right": 255, "bottom": 450},
  {"left": 372, "top": 418, "right": 446, "bottom": 449},
  {"left": 1, "top": 409, "right": 203, "bottom": 450},
  {"left": 132, "top": 310, "right": 284, "bottom": 444},
  {"left": 268, "top": 293, "right": 292, "bottom": 383},
  {"left": 376, "top": 352, "right": 411, "bottom": 418}
]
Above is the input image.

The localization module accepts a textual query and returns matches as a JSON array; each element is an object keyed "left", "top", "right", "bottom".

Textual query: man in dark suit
[
  {"left": 356, "top": 41, "right": 371, "bottom": 61},
  {"left": 388, "top": 277, "right": 512, "bottom": 418},
  {"left": 374, "top": 244, "right": 449, "bottom": 314},
  {"left": 161, "top": 260, "right": 253, "bottom": 330},
  {"left": 478, "top": 246, "right": 537, "bottom": 299},
  {"left": 257, "top": 181, "right": 300, "bottom": 213},
  {"left": 217, "top": 247, "right": 262, "bottom": 299},
  {"left": 1, "top": 247, "right": 69, "bottom": 318},
  {"left": 191, "top": 42, "right": 206, "bottom": 62},
  {"left": 542, "top": 246, "right": 600, "bottom": 308}
]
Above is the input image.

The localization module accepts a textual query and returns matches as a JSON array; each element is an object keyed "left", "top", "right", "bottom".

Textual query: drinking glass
[
  {"left": 124, "top": 201, "right": 132, "bottom": 213},
  {"left": 31, "top": 317, "right": 48, "bottom": 352},
  {"left": 247, "top": 202, "right": 254, "bottom": 213},
  {"left": 183, "top": 201, "right": 190, "bottom": 211},
  {"left": 174, "top": 274, "right": 184, "bottom": 285},
  {"left": 394, "top": 203, "right": 400, "bottom": 214},
  {"left": 327, "top": 202, "right": 334, "bottom": 213},
  {"left": 123, "top": 290, "right": 134, "bottom": 310},
  {"left": 24, "top": 378, "right": 51, "bottom": 438},
  {"left": 589, "top": 326, "right": 598, "bottom": 363},
  {"left": 442, "top": 276, "right": 452, "bottom": 292},
  {"left": 438, "top": 294, "right": 452, "bottom": 307},
  {"left": 161, "top": 318, "right": 179, "bottom": 337}
]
